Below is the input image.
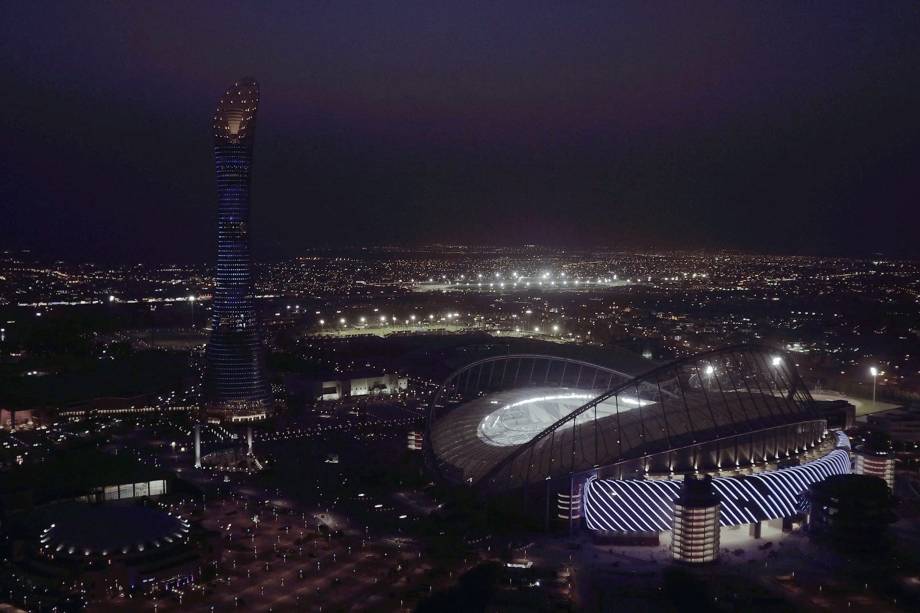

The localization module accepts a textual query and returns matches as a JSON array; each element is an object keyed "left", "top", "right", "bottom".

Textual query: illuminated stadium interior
[{"left": 475, "top": 389, "right": 648, "bottom": 448}]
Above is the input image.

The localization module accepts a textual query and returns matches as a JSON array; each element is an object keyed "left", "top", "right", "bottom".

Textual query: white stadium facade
[{"left": 425, "top": 344, "right": 852, "bottom": 535}]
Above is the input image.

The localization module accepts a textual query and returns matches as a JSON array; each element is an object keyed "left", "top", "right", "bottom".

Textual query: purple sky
[{"left": 2, "top": 2, "right": 919, "bottom": 261}]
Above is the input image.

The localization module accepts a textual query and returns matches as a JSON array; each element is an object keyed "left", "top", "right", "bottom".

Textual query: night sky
[{"left": 2, "top": 2, "right": 919, "bottom": 262}]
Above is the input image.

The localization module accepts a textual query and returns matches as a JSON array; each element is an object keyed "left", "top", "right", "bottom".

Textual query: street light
[{"left": 870, "top": 366, "right": 880, "bottom": 407}]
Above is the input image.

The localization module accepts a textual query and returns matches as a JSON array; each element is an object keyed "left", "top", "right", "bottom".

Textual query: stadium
[{"left": 425, "top": 344, "right": 851, "bottom": 535}]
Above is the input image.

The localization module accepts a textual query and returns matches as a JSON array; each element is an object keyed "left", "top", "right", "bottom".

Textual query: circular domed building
[
  {"left": 40, "top": 503, "right": 189, "bottom": 559},
  {"left": 30, "top": 502, "right": 197, "bottom": 597}
]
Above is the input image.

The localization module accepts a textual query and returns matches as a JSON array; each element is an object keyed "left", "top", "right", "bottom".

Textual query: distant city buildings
[
  {"left": 205, "top": 79, "right": 273, "bottom": 423},
  {"left": 4, "top": 247, "right": 920, "bottom": 407}
]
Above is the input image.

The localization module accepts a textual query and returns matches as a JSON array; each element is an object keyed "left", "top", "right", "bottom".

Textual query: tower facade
[
  {"left": 671, "top": 475, "right": 721, "bottom": 563},
  {"left": 206, "top": 78, "right": 272, "bottom": 423},
  {"left": 854, "top": 450, "right": 895, "bottom": 490},
  {"left": 854, "top": 432, "right": 896, "bottom": 490}
]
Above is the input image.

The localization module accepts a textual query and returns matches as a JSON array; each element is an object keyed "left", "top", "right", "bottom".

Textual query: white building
[{"left": 318, "top": 373, "right": 408, "bottom": 401}]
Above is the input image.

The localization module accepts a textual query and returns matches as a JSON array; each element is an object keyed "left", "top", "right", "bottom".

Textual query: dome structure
[{"left": 39, "top": 503, "right": 190, "bottom": 560}]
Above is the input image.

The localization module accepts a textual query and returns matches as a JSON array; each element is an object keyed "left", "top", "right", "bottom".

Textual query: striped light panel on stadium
[{"left": 584, "top": 434, "right": 851, "bottom": 533}]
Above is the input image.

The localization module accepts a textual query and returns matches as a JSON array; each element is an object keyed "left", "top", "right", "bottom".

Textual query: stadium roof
[
  {"left": 427, "top": 344, "right": 819, "bottom": 491},
  {"left": 39, "top": 502, "right": 189, "bottom": 557}
]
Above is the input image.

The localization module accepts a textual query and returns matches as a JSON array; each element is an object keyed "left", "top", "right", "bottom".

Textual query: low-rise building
[
  {"left": 284, "top": 370, "right": 408, "bottom": 404},
  {"left": 866, "top": 405, "right": 920, "bottom": 444},
  {"left": 806, "top": 474, "right": 896, "bottom": 550}
]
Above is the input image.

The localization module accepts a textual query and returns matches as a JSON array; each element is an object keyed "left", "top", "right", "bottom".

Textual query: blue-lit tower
[{"left": 206, "top": 78, "right": 272, "bottom": 423}]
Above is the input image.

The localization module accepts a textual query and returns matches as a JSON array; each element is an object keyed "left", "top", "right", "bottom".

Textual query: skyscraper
[{"left": 206, "top": 78, "right": 272, "bottom": 423}]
